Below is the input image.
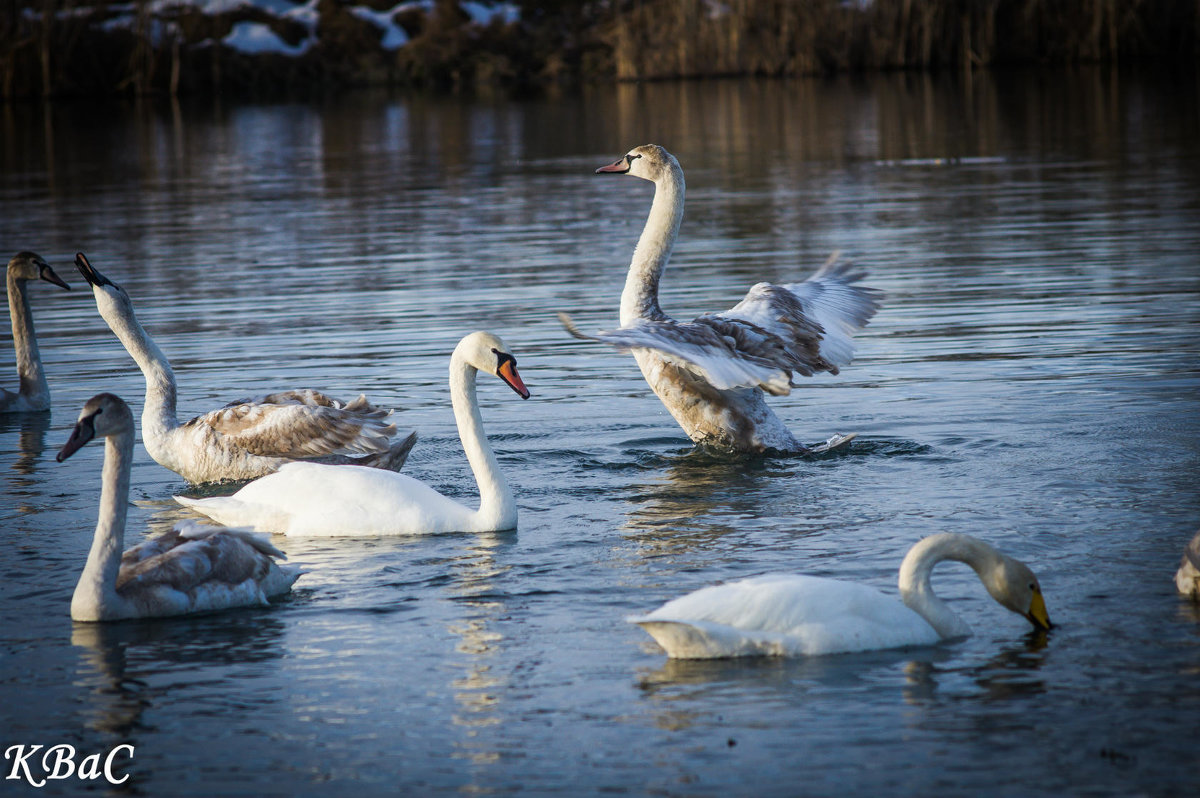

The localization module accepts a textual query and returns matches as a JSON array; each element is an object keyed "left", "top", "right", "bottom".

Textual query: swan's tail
[
  {"left": 174, "top": 495, "right": 287, "bottom": 536},
  {"left": 355, "top": 429, "right": 417, "bottom": 472},
  {"left": 629, "top": 617, "right": 782, "bottom": 659}
]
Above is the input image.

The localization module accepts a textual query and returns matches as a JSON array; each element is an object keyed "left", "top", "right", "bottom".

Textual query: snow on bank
[{"left": 37, "top": 1, "right": 520, "bottom": 57}]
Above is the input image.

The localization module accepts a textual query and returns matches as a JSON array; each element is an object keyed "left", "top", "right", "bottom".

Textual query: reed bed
[{"left": 2, "top": 0, "right": 1195, "bottom": 99}]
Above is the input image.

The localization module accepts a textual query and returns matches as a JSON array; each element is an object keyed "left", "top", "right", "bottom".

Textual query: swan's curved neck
[
  {"left": 72, "top": 428, "right": 134, "bottom": 620},
  {"left": 7, "top": 273, "right": 49, "bottom": 405},
  {"left": 449, "top": 356, "right": 516, "bottom": 530},
  {"left": 898, "top": 534, "right": 1003, "bottom": 639},
  {"left": 620, "top": 164, "right": 685, "bottom": 326},
  {"left": 97, "top": 296, "right": 179, "bottom": 446}
]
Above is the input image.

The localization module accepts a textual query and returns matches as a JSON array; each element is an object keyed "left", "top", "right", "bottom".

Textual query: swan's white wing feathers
[
  {"left": 630, "top": 574, "right": 939, "bottom": 658},
  {"left": 177, "top": 462, "right": 476, "bottom": 536},
  {"left": 186, "top": 399, "right": 397, "bottom": 458}
]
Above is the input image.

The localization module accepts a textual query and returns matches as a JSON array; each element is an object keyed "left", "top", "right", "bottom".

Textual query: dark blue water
[{"left": 1, "top": 70, "right": 1198, "bottom": 796}]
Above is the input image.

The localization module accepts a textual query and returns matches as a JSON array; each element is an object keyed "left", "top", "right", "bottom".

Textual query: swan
[
  {"left": 629, "top": 532, "right": 1052, "bottom": 659},
  {"left": 1177, "top": 530, "right": 1200, "bottom": 599},
  {"left": 74, "top": 252, "right": 416, "bottom": 484},
  {"left": 58, "top": 393, "right": 302, "bottom": 621},
  {"left": 175, "top": 331, "right": 530, "bottom": 536},
  {"left": 3, "top": 251, "right": 70, "bottom": 413},
  {"left": 560, "top": 144, "right": 881, "bottom": 455}
]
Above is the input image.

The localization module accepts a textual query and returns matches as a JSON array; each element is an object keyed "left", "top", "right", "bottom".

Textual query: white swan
[
  {"left": 630, "top": 533, "right": 1052, "bottom": 659},
  {"left": 3, "top": 251, "right": 70, "bottom": 413},
  {"left": 1177, "top": 530, "right": 1200, "bottom": 599},
  {"left": 561, "top": 144, "right": 881, "bottom": 454},
  {"left": 58, "top": 393, "right": 302, "bottom": 621},
  {"left": 175, "top": 331, "right": 530, "bottom": 536},
  {"left": 74, "top": 252, "right": 416, "bottom": 484}
]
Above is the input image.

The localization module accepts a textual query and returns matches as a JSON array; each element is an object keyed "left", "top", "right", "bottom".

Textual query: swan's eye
[
  {"left": 626, "top": 153, "right": 642, "bottom": 165},
  {"left": 493, "top": 349, "right": 517, "bottom": 369}
]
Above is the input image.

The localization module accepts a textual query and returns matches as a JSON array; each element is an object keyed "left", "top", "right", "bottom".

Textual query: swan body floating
[
  {"left": 75, "top": 253, "right": 416, "bottom": 484},
  {"left": 58, "top": 393, "right": 301, "bottom": 621},
  {"left": 3, "top": 252, "right": 70, "bottom": 413},
  {"left": 176, "top": 331, "right": 530, "bottom": 536},
  {"left": 1176, "top": 530, "right": 1200, "bottom": 599},
  {"left": 561, "top": 144, "right": 881, "bottom": 454},
  {"left": 630, "top": 533, "right": 1051, "bottom": 659}
]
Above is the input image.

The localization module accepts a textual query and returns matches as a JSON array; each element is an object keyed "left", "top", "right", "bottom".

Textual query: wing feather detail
[
  {"left": 560, "top": 254, "right": 880, "bottom": 396},
  {"left": 115, "top": 521, "right": 284, "bottom": 594},
  {"left": 184, "top": 390, "right": 397, "bottom": 458}
]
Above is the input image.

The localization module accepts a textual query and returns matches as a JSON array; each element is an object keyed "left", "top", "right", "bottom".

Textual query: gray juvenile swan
[
  {"left": 631, "top": 532, "right": 1052, "bottom": 659},
  {"left": 58, "top": 393, "right": 302, "bottom": 621},
  {"left": 75, "top": 252, "right": 416, "bottom": 484},
  {"left": 561, "top": 144, "right": 881, "bottom": 454},
  {"left": 3, "top": 251, "right": 70, "bottom": 413}
]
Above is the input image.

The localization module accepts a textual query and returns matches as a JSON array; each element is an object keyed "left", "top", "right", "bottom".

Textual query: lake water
[{"left": 2, "top": 69, "right": 1198, "bottom": 796}]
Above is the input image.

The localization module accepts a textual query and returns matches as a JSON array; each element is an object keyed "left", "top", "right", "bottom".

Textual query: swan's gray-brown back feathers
[
  {"left": 186, "top": 389, "right": 396, "bottom": 459},
  {"left": 115, "top": 522, "right": 285, "bottom": 594}
]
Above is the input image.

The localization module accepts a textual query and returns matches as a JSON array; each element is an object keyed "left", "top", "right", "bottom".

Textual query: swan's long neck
[
  {"left": 72, "top": 428, "right": 134, "bottom": 620},
  {"left": 620, "top": 164, "right": 685, "bottom": 326},
  {"left": 898, "top": 533, "right": 1003, "bottom": 639},
  {"left": 449, "top": 356, "right": 516, "bottom": 530},
  {"left": 98, "top": 297, "right": 179, "bottom": 449},
  {"left": 7, "top": 273, "right": 49, "bottom": 405}
]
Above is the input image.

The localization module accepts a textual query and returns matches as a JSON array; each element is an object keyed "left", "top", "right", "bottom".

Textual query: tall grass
[{"left": 1, "top": 0, "right": 1196, "bottom": 100}]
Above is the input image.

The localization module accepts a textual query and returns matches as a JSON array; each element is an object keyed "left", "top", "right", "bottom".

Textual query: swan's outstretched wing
[
  {"left": 184, "top": 391, "right": 397, "bottom": 458},
  {"left": 560, "top": 312, "right": 796, "bottom": 395},
  {"left": 561, "top": 255, "right": 880, "bottom": 396},
  {"left": 115, "top": 521, "right": 283, "bottom": 593},
  {"left": 728, "top": 255, "right": 881, "bottom": 372}
]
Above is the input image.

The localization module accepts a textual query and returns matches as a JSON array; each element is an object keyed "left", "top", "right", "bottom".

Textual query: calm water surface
[{"left": 1, "top": 70, "right": 1198, "bottom": 796}]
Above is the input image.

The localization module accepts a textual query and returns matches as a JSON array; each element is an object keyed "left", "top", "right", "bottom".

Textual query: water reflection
[
  {"left": 618, "top": 447, "right": 801, "bottom": 554},
  {"left": 72, "top": 612, "right": 288, "bottom": 738},
  {"left": 443, "top": 533, "right": 515, "bottom": 773},
  {"left": 901, "top": 631, "right": 1050, "bottom": 705}
]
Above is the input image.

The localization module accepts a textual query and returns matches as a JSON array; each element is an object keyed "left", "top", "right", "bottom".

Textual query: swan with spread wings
[{"left": 561, "top": 144, "right": 881, "bottom": 455}]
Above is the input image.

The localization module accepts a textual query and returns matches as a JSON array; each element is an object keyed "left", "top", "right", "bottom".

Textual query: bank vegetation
[{"left": 2, "top": 0, "right": 1196, "bottom": 99}]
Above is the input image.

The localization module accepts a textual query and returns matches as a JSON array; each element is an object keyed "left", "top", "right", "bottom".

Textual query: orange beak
[{"left": 498, "top": 360, "right": 530, "bottom": 399}]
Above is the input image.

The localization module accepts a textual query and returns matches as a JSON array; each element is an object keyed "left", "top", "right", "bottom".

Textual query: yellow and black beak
[
  {"left": 496, "top": 354, "right": 530, "bottom": 399},
  {"left": 1026, "top": 588, "right": 1052, "bottom": 631}
]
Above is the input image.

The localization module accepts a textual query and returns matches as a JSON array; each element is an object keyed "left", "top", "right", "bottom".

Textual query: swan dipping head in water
[{"left": 631, "top": 532, "right": 1051, "bottom": 659}]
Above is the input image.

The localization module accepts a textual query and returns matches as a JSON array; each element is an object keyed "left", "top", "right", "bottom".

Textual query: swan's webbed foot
[{"left": 805, "top": 432, "right": 857, "bottom": 455}]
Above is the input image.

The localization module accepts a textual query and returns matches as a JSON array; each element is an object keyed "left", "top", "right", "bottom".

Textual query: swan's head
[
  {"left": 6, "top": 251, "right": 70, "bottom": 290},
  {"left": 455, "top": 331, "right": 530, "bottom": 399},
  {"left": 984, "top": 555, "right": 1052, "bottom": 631},
  {"left": 57, "top": 393, "right": 134, "bottom": 462},
  {"left": 596, "top": 144, "right": 681, "bottom": 183},
  {"left": 74, "top": 252, "right": 136, "bottom": 322}
]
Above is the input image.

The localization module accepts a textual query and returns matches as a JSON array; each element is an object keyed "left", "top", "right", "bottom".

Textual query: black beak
[
  {"left": 75, "top": 252, "right": 114, "bottom": 288},
  {"left": 57, "top": 416, "right": 96, "bottom": 462},
  {"left": 39, "top": 263, "right": 70, "bottom": 290}
]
